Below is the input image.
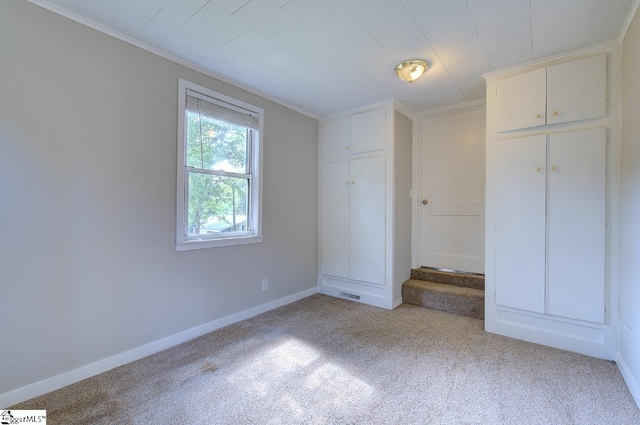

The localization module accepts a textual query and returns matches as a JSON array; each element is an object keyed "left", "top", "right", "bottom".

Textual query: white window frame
[{"left": 176, "top": 79, "right": 263, "bottom": 251}]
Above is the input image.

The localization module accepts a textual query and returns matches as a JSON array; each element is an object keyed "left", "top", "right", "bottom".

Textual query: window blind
[{"left": 186, "top": 90, "right": 260, "bottom": 130}]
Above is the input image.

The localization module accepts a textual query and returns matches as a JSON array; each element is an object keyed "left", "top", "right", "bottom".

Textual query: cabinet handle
[
  {"left": 552, "top": 111, "right": 559, "bottom": 116},
  {"left": 345, "top": 181, "right": 350, "bottom": 185},
  {"left": 536, "top": 113, "right": 543, "bottom": 119},
  {"left": 551, "top": 166, "right": 557, "bottom": 171},
  {"left": 345, "top": 146, "right": 350, "bottom": 151},
  {"left": 351, "top": 181, "right": 355, "bottom": 184},
  {"left": 422, "top": 199, "right": 429, "bottom": 205},
  {"left": 535, "top": 167, "right": 542, "bottom": 172}
]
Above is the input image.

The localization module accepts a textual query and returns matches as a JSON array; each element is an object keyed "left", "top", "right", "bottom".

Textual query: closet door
[
  {"left": 321, "top": 160, "right": 350, "bottom": 278},
  {"left": 495, "top": 135, "right": 547, "bottom": 313},
  {"left": 547, "top": 128, "right": 606, "bottom": 323},
  {"left": 350, "top": 156, "right": 386, "bottom": 284}
]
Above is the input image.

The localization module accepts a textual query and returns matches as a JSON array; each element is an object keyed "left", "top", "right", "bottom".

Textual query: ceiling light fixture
[{"left": 394, "top": 59, "right": 428, "bottom": 83}]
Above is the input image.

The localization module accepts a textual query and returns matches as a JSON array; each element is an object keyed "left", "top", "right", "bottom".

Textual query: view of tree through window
[{"left": 186, "top": 111, "right": 250, "bottom": 236}]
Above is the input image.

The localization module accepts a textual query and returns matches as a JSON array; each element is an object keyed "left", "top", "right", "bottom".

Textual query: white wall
[
  {"left": 618, "top": 5, "right": 640, "bottom": 407},
  {"left": 0, "top": 0, "right": 318, "bottom": 402},
  {"left": 393, "top": 110, "right": 412, "bottom": 304}
]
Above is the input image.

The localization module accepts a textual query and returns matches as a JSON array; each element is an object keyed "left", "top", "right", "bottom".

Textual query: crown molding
[
  {"left": 483, "top": 39, "right": 620, "bottom": 80},
  {"left": 393, "top": 100, "right": 415, "bottom": 121},
  {"left": 320, "top": 98, "right": 395, "bottom": 121},
  {"left": 26, "top": 0, "right": 320, "bottom": 120},
  {"left": 414, "top": 98, "right": 486, "bottom": 118},
  {"left": 619, "top": 0, "right": 640, "bottom": 42}
]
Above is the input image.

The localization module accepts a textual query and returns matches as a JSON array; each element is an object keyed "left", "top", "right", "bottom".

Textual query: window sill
[{"left": 176, "top": 235, "right": 263, "bottom": 251}]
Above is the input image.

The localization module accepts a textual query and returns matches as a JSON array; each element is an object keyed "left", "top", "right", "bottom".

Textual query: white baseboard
[
  {"left": 0, "top": 286, "right": 318, "bottom": 408},
  {"left": 485, "top": 305, "right": 616, "bottom": 360},
  {"left": 617, "top": 354, "right": 640, "bottom": 409},
  {"left": 393, "top": 297, "right": 403, "bottom": 308},
  {"left": 617, "top": 321, "right": 640, "bottom": 409}
]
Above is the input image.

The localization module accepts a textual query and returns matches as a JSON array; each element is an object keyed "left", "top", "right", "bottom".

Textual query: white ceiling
[{"left": 36, "top": 0, "right": 635, "bottom": 117}]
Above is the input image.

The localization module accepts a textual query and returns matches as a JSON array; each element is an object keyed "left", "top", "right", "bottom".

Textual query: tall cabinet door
[
  {"left": 321, "top": 160, "right": 350, "bottom": 279},
  {"left": 547, "top": 128, "right": 606, "bottom": 323},
  {"left": 350, "top": 156, "right": 386, "bottom": 284},
  {"left": 495, "top": 135, "right": 547, "bottom": 313}
]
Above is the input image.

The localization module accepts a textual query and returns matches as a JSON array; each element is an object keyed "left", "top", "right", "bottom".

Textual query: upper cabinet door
[
  {"left": 546, "top": 55, "right": 606, "bottom": 125},
  {"left": 350, "top": 108, "right": 386, "bottom": 154},
  {"left": 321, "top": 116, "right": 350, "bottom": 158},
  {"left": 496, "top": 68, "right": 547, "bottom": 132}
]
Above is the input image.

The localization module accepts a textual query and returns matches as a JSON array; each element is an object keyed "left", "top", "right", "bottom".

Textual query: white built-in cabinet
[
  {"left": 319, "top": 104, "right": 409, "bottom": 309},
  {"left": 321, "top": 108, "right": 386, "bottom": 157},
  {"left": 495, "top": 128, "right": 606, "bottom": 323},
  {"left": 321, "top": 156, "right": 385, "bottom": 285},
  {"left": 485, "top": 50, "right": 618, "bottom": 359},
  {"left": 497, "top": 55, "right": 607, "bottom": 132}
]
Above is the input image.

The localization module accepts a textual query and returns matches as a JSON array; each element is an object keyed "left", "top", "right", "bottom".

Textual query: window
[{"left": 176, "top": 79, "right": 263, "bottom": 250}]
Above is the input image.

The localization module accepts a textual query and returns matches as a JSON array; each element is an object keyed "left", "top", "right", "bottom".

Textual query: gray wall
[
  {"left": 393, "top": 111, "right": 412, "bottom": 303},
  {"left": 0, "top": 0, "right": 318, "bottom": 395},
  {"left": 620, "top": 5, "right": 640, "bottom": 405}
]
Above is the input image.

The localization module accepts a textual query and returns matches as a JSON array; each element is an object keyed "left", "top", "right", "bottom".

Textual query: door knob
[{"left": 422, "top": 199, "right": 428, "bottom": 205}]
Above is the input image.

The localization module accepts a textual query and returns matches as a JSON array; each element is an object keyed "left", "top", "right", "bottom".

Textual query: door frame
[{"left": 411, "top": 100, "right": 487, "bottom": 270}]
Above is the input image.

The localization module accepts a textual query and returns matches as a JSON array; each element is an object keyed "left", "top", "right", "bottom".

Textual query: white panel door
[
  {"left": 547, "top": 128, "right": 606, "bottom": 323},
  {"left": 350, "top": 156, "right": 386, "bottom": 284},
  {"left": 495, "top": 135, "right": 547, "bottom": 313},
  {"left": 546, "top": 55, "right": 607, "bottom": 126},
  {"left": 321, "top": 116, "right": 350, "bottom": 158},
  {"left": 497, "top": 67, "right": 547, "bottom": 132},
  {"left": 321, "top": 160, "right": 350, "bottom": 278},
  {"left": 350, "top": 108, "right": 386, "bottom": 154},
  {"left": 420, "top": 111, "right": 485, "bottom": 273}
]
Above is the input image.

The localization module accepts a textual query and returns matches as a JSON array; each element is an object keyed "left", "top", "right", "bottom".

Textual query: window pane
[
  {"left": 186, "top": 111, "right": 248, "bottom": 173},
  {"left": 187, "top": 172, "right": 249, "bottom": 236}
]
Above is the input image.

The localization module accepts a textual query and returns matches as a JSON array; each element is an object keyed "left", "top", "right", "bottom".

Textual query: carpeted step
[
  {"left": 402, "top": 279, "right": 484, "bottom": 320},
  {"left": 411, "top": 268, "right": 485, "bottom": 290}
]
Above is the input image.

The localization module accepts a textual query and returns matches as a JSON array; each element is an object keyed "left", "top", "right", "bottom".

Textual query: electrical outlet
[{"left": 261, "top": 279, "right": 268, "bottom": 291}]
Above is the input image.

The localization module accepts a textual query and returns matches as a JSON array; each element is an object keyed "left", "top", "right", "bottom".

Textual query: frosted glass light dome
[{"left": 394, "top": 59, "right": 428, "bottom": 83}]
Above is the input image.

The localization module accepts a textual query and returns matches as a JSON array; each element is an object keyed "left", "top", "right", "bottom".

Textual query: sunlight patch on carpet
[
  {"left": 225, "top": 336, "right": 374, "bottom": 411},
  {"left": 226, "top": 338, "right": 321, "bottom": 397},
  {"left": 306, "top": 363, "right": 374, "bottom": 403}
]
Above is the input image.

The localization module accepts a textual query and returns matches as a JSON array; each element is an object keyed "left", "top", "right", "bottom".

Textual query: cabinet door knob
[
  {"left": 536, "top": 113, "right": 543, "bottom": 119},
  {"left": 345, "top": 181, "right": 350, "bottom": 185},
  {"left": 422, "top": 199, "right": 428, "bottom": 205},
  {"left": 535, "top": 167, "right": 542, "bottom": 172},
  {"left": 552, "top": 111, "right": 559, "bottom": 116},
  {"left": 551, "top": 166, "right": 557, "bottom": 171},
  {"left": 345, "top": 146, "right": 350, "bottom": 151},
  {"left": 351, "top": 181, "right": 355, "bottom": 184}
]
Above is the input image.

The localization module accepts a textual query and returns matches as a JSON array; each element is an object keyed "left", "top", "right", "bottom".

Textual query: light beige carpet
[{"left": 11, "top": 294, "right": 640, "bottom": 424}]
